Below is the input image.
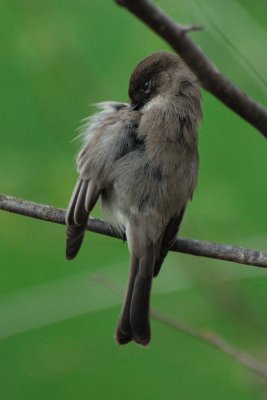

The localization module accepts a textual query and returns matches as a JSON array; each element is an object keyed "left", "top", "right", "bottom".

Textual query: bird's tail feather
[
  {"left": 116, "top": 246, "right": 155, "bottom": 346},
  {"left": 116, "top": 255, "right": 139, "bottom": 345}
]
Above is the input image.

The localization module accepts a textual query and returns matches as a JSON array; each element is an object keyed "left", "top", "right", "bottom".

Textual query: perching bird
[{"left": 65, "top": 51, "right": 202, "bottom": 346}]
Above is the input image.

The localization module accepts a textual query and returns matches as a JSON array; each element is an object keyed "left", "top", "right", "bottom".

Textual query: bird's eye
[{"left": 143, "top": 80, "right": 152, "bottom": 94}]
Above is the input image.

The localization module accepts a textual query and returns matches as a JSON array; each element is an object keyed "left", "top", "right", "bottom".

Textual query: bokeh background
[{"left": 1, "top": 0, "right": 267, "bottom": 399}]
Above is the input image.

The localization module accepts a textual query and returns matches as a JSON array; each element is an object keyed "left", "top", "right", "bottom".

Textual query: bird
[{"left": 65, "top": 51, "right": 202, "bottom": 346}]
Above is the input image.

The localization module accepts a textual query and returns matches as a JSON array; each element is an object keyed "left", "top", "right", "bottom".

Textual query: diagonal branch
[
  {"left": 152, "top": 309, "right": 267, "bottom": 379},
  {"left": 1, "top": 194, "right": 267, "bottom": 268},
  {"left": 94, "top": 273, "right": 267, "bottom": 380},
  {"left": 115, "top": 0, "right": 267, "bottom": 138}
]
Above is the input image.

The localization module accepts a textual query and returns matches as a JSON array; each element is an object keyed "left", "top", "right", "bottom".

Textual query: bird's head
[{"left": 128, "top": 51, "right": 199, "bottom": 111}]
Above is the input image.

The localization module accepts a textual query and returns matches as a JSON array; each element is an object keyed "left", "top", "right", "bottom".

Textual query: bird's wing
[
  {"left": 153, "top": 207, "right": 186, "bottom": 277},
  {"left": 65, "top": 178, "right": 101, "bottom": 260},
  {"left": 66, "top": 102, "right": 140, "bottom": 260}
]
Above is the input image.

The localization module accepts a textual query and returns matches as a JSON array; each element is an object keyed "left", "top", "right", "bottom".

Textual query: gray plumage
[{"left": 65, "top": 51, "right": 202, "bottom": 346}]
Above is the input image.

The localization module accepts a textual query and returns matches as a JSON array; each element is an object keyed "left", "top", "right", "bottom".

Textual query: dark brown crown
[{"left": 128, "top": 51, "right": 183, "bottom": 99}]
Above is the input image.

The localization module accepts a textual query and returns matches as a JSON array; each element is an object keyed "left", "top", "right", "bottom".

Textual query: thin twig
[
  {"left": 93, "top": 273, "right": 267, "bottom": 380},
  {"left": 115, "top": 0, "right": 267, "bottom": 138},
  {"left": 1, "top": 194, "right": 267, "bottom": 268},
  {"left": 152, "top": 310, "right": 267, "bottom": 379}
]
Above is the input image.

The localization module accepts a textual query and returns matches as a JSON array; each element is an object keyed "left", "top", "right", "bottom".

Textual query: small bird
[{"left": 65, "top": 51, "right": 202, "bottom": 346}]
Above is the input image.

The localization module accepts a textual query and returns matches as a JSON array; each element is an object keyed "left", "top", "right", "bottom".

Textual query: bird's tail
[{"left": 116, "top": 245, "right": 155, "bottom": 346}]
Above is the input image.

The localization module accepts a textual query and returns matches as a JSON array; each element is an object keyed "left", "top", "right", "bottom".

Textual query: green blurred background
[{"left": 0, "top": 0, "right": 267, "bottom": 398}]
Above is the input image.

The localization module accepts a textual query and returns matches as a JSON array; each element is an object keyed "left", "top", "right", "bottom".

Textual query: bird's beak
[{"left": 130, "top": 102, "right": 140, "bottom": 111}]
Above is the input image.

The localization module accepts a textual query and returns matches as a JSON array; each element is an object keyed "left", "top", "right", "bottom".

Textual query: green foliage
[{"left": 0, "top": 0, "right": 267, "bottom": 399}]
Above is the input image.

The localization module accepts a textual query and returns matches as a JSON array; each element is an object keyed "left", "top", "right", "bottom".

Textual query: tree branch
[
  {"left": 152, "top": 309, "right": 267, "bottom": 379},
  {"left": 1, "top": 194, "right": 267, "bottom": 268},
  {"left": 93, "top": 273, "right": 267, "bottom": 380},
  {"left": 115, "top": 0, "right": 267, "bottom": 138}
]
